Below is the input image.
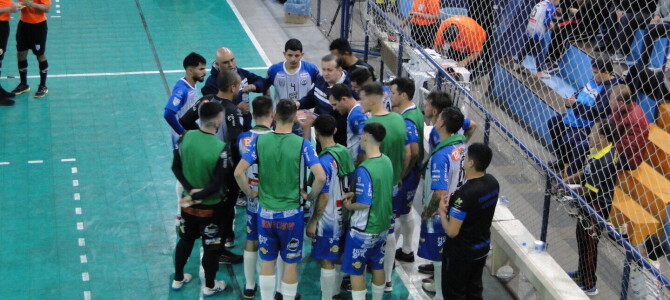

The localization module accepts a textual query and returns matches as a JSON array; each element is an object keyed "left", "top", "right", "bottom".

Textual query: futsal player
[{"left": 13, "top": 0, "right": 51, "bottom": 98}]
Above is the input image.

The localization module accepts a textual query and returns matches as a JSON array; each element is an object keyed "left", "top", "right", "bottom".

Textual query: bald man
[{"left": 202, "top": 47, "right": 265, "bottom": 130}]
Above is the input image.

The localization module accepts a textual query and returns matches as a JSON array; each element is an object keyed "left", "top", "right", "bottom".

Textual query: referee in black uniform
[
  {"left": 13, "top": 0, "right": 51, "bottom": 98},
  {"left": 0, "top": 1, "right": 20, "bottom": 106}
]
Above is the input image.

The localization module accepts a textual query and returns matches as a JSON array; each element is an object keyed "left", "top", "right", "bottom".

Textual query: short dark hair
[
  {"left": 252, "top": 96, "right": 273, "bottom": 118},
  {"left": 350, "top": 68, "right": 372, "bottom": 86},
  {"left": 217, "top": 69, "right": 240, "bottom": 92},
  {"left": 610, "top": 84, "right": 633, "bottom": 104},
  {"left": 363, "top": 122, "right": 386, "bottom": 143},
  {"left": 322, "top": 54, "right": 343, "bottom": 69},
  {"left": 183, "top": 52, "right": 206, "bottom": 69},
  {"left": 313, "top": 114, "right": 337, "bottom": 137},
  {"left": 360, "top": 82, "right": 384, "bottom": 97},
  {"left": 440, "top": 107, "right": 465, "bottom": 134},
  {"left": 427, "top": 91, "right": 454, "bottom": 111},
  {"left": 275, "top": 99, "right": 297, "bottom": 123},
  {"left": 598, "top": 121, "right": 619, "bottom": 143},
  {"left": 591, "top": 56, "right": 613, "bottom": 73},
  {"left": 329, "top": 38, "right": 353, "bottom": 55},
  {"left": 467, "top": 143, "right": 493, "bottom": 172},
  {"left": 328, "top": 83, "right": 353, "bottom": 100},
  {"left": 390, "top": 77, "right": 415, "bottom": 99},
  {"left": 285, "top": 38, "right": 303, "bottom": 52},
  {"left": 198, "top": 101, "right": 224, "bottom": 123},
  {"left": 442, "top": 25, "right": 460, "bottom": 44}
]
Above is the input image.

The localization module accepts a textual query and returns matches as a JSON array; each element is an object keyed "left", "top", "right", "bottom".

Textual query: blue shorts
[
  {"left": 311, "top": 234, "right": 344, "bottom": 261},
  {"left": 394, "top": 167, "right": 420, "bottom": 216},
  {"left": 257, "top": 207, "right": 304, "bottom": 264},
  {"left": 246, "top": 198, "right": 259, "bottom": 241},
  {"left": 341, "top": 230, "right": 387, "bottom": 276},
  {"left": 417, "top": 216, "right": 446, "bottom": 262},
  {"left": 388, "top": 184, "right": 399, "bottom": 234}
]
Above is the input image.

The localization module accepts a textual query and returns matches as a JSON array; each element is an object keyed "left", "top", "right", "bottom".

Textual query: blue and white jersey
[
  {"left": 267, "top": 61, "right": 319, "bottom": 106},
  {"left": 350, "top": 167, "right": 373, "bottom": 230},
  {"left": 347, "top": 104, "right": 368, "bottom": 160},
  {"left": 165, "top": 78, "right": 200, "bottom": 144},
  {"left": 237, "top": 126, "right": 273, "bottom": 214},
  {"left": 313, "top": 153, "right": 347, "bottom": 237},
  {"left": 563, "top": 79, "right": 604, "bottom": 128},
  {"left": 422, "top": 140, "right": 466, "bottom": 233},
  {"left": 383, "top": 85, "right": 393, "bottom": 112},
  {"left": 526, "top": 0, "right": 555, "bottom": 40},
  {"left": 428, "top": 118, "right": 472, "bottom": 151}
]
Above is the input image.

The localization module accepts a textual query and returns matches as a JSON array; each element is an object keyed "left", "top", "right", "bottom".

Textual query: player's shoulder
[{"left": 301, "top": 61, "right": 319, "bottom": 72}]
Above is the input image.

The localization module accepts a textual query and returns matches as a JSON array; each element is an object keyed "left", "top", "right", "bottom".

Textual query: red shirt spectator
[{"left": 608, "top": 85, "right": 650, "bottom": 170}]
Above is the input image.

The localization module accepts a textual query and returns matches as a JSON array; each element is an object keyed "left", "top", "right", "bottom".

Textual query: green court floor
[{"left": 0, "top": 1, "right": 409, "bottom": 299}]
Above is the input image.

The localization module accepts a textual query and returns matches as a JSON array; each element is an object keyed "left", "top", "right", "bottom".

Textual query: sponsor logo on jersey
[
  {"left": 352, "top": 248, "right": 366, "bottom": 259},
  {"left": 246, "top": 226, "right": 251, "bottom": 233},
  {"left": 330, "top": 245, "right": 340, "bottom": 253},
  {"left": 260, "top": 247, "right": 268, "bottom": 254},
  {"left": 451, "top": 145, "right": 465, "bottom": 161},
  {"left": 203, "top": 224, "right": 219, "bottom": 238},
  {"left": 242, "top": 137, "right": 253, "bottom": 148},
  {"left": 301, "top": 79, "right": 307, "bottom": 86},
  {"left": 287, "top": 238, "right": 300, "bottom": 251},
  {"left": 204, "top": 237, "right": 221, "bottom": 245},
  {"left": 259, "top": 235, "right": 268, "bottom": 245},
  {"left": 279, "top": 78, "right": 286, "bottom": 87},
  {"left": 454, "top": 198, "right": 463, "bottom": 208},
  {"left": 286, "top": 251, "right": 301, "bottom": 259},
  {"left": 353, "top": 261, "right": 362, "bottom": 269}
]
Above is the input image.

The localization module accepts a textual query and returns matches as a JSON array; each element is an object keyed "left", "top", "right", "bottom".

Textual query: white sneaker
[
  {"left": 224, "top": 238, "right": 234, "bottom": 248},
  {"left": 202, "top": 280, "right": 227, "bottom": 297},
  {"left": 171, "top": 273, "right": 192, "bottom": 291},
  {"left": 236, "top": 196, "right": 246, "bottom": 207}
]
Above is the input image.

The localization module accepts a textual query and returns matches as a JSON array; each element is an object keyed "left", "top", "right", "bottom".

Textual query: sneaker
[
  {"left": 243, "top": 284, "right": 256, "bottom": 299},
  {"left": 224, "top": 237, "right": 235, "bottom": 248},
  {"left": 11, "top": 83, "right": 29, "bottom": 95},
  {"left": 202, "top": 280, "right": 227, "bottom": 297},
  {"left": 274, "top": 292, "right": 301, "bottom": 300},
  {"left": 341, "top": 279, "right": 352, "bottom": 292},
  {"left": 422, "top": 275, "right": 434, "bottom": 283},
  {"left": 580, "top": 285, "right": 598, "bottom": 296},
  {"left": 537, "top": 72, "right": 551, "bottom": 79},
  {"left": 384, "top": 281, "right": 393, "bottom": 293},
  {"left": 418, "top": 263, "right": 434, "bottom": 274},
  {"left": 422, "top": 281, "right": 436, "bottom": 295},
  {"left": 171, "top": 273, "right": 192, "bottom": 291},
  {"left": 34, "top": 85, "right": 48, "bottom": 98},
  {"left": 566, "top": 270, "right": 579, "bottom": 280},
  {"left": 0, "top": 97, "right": 14, "bottom": 106},
  {"left": 0, "top": 86, "right": 14, "bottom": 98},
  {"left": 236, "top": 194, "right": 247, "bottom": 207},
  {"left": 219, "top": 249, "right": 243, "bottom": 264},
  {"left": 395, "top": 248, "right": 415, "bottom": 262},
  {"left": 332, "top": 294, "right": 343, "bottom": 300}
]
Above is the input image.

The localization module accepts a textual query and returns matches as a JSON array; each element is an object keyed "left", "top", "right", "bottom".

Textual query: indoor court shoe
[
  {"left": 243, "top": 284, "right": 256, "bottom": 299},
  {"left": 11, "top": 83, "right": 29, "bottom": 95},
  {"left": 34, "top": 85, "right": 48, "bottom": 98},
  {"left": 418, "top": 263, "right": 434, "bottom": 274},
  {"left": 384, "top": 281, "right": 393, "bottom": 293},
  {"left": 579, "top": 285, "right": 598, "bottom": 296},
  {"left": 0, "top": 98, "right": 14, "bottom": 106},
  {"left": 171, "top": 273, "right": 192, "bottom": 291},
  {"left": 395, "top": 248, "right": 415, "bottom": 262},
  {"left": 0, "top": 86, "right": 14, "bottom": 98},
  {"left": 274, "top": 292, "right": 301, "bottom": 300},
  {"left": 422, "top": 281, "right": 436, "bottom": 295},
  {"left": 566, "top": 270, "right": 579, "bottom": 280},
  {"left": 224, "top": 237, "right": 235, "bottom": 248},
  {"left": 202, "top": 280, "right": 227, "bottom": 297},
  {"left": 219, "top": 249, "right": 243, "bottom": 264}
]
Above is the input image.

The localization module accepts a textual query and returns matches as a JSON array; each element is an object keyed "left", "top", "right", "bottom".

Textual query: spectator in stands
[
  {"left": 513, "top": 0, "right": 560, "bottom": 79},
  {"left": 566, "top": 84, "right": 650, "bottom": 175},
  {"left": 547, "top": 56, "right": 623, "bottom": 172},
  {"left": 563, "top": 122, "right": 620, "bottom": 296},
  {"left": 598, "top": 0, "right": 656, "bottom": 63},
  {"left": 632, "top": 0, "right": 670, "bottom": 69},
  {"left": 329, "top": 38, "right": 377, "bottom": 81},
  {"left": 541, "top": 0, "right": 606, "bottom": 74},
  {"left": 433, "top": 16, "right": 487, "bottom": 69},
  {"left": 401, "top": 0, "right": 441, "bottom": 48}
]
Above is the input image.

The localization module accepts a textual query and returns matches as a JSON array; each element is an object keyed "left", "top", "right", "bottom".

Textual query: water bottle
[{"left": 498, "top": 196, "right": 509, "bottom": 208}]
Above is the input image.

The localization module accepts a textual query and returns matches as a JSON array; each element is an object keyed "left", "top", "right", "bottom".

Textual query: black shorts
[
  {"left": 0, "top": 21, "right": 9, "bottom": 58},
  {"left": 179, "top": 201, "right": 226, "bottom": 250},
  {"left": 16, "top": 20, "right": 47, "bottom": 55}
]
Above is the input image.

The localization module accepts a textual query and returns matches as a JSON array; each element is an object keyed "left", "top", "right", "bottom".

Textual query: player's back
[
  {"left": 365, "top": 113, "right": 407, "bottom": 184},
  {"left": 268, "top": 61, "right": 318, "bottom": 105},
  {"left": 256, "top": 132, "right": 306, "bottom": 210}
]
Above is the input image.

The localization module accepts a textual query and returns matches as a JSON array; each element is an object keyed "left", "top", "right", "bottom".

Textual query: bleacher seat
[
  {"left": 658, "top": 103, "right": 670, "bottom": 132},
  {"left": 619, "top": 163, "right": 670, "bottom": 221},
  {"left": 646, "top": 124, "right": 670, "bottom": 181},
  {"left": 610, "top": 187, "right": 661, "bottom": 245}
]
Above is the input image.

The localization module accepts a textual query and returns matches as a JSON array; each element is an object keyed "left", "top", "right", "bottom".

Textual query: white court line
[
  {"left": 28, "top": 160, "right": 43, "bottom": 164},
  {"left": 72, "top": 180, "right": 79, "bottom": 187},
  {"left": 71, "top": 167, "right": 78, "bottom": 174},
  {"left": 77, "top": 222, "right": 84, "bottom": 230},
  {"left": 81, "top": 272, "right": 89, "bottom": 281},
  {"left": 78, "top": 238, "right": 85, "bottom": 247},
  {"left": 0, "top": 162, "right": 9, "bottom": 165},
  {"left": 225, "top": 0, "right": 272, "bottom": 67},
  {"left": 75, "top": 207, "right": 81, "bottom": 215},
  {"left": 0, "top": 67, "right": 268, "bottom": 80},
  {"left": 83, "top": 291, "right": 91, "bottom": 300},
  {"left": 61, "top": 158, "right": 77, "bottom": 162},
  {"left": 50, "top": 16, "right": 61, "bottom": 18},
  {"left": 74, "top": 193, "right": 80, "bottom": 200},
  {"left": 80, "top": 255, "right": 88, "bottom": 263}
]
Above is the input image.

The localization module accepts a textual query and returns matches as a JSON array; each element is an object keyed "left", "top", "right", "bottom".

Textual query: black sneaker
[
  {"left": 34, "top": 85, "right": 48, "bottom": 98},
  {"left": 395, "top": 248, "right": 415, "bottom": 262},
  {"left": 332, "top": 293, "right": 343, "bottom": 300},
  {"left": 218, "top": 249, "right": 243, "bottom": 264},
  {"left": 422, "top": 275, "right": 434, "bottom": 283},
  {"left": 341, "top": 278, "right": 352, "bottom": 292},
  {"left": 274, "top": 292, "right": 301, "bottom": 300},
  {"left": 0, "top": 97, "right": 14, "bottom": 106},
  {"left": 418, "top": 263, "right": 434, "bottom": 274},
  {"left": 0, "top": 86, "right": 14, "bottom": 98},
  {"left": 243, "top": 284, "right": 256, "bottom": 299},
  {"left": 11, "top": 83, "right": 29, "bottom": 95}
]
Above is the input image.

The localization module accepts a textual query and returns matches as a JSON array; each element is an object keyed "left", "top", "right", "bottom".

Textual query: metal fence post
[
  {"left": 317, "top": 0, "right": 322, "bottom": 27},
  {"left": 397, "top": 35, "right": 403, "bottom": 77},
  {"left": 364, "top": 0, "right": 369, "bottom": 62},
  {"left": 484, "top": 115, "right": 491, "bottom": 146},
  {"left": 620, "top": 250, "right": 632, "bottom": 300},
  {"left": 540, "top": 172, "right": 551, "bottom": 243}
]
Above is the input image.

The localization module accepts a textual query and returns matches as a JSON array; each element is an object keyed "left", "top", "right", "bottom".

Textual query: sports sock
[
  {"left": 399, "top": 212, "right": 416, "bottom": 254},
  {"left": 352, "top": 289, "right": 367, "bottom": 300},
  {"left": 434, "top": 262, "right": 443, "bottom": 300},
  {"left": 244, "top": 250, "right": 258, "bottom": 289},
  {"left": 259, "top": 275, "right": 276, "bottom": 300},
  {"left": 320, "top": 268, "right": 336, "bottom": 300},
  {"left": 38, "top": 60, "right": 48, "bottom": 87},
  {"left": 18, "top": 60, "right": 27, "bottom": 85},
  {"left": 372, "top": 283, "right": 385, "bottom": 300},
  {"left": 383, "top": 233, "right": 397, "bottom": 281},
  {"left": 280, "top": 281, "right": 298, "bottom": 300}
]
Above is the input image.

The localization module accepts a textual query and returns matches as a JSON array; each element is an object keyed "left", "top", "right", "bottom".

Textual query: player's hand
[
  {"left": 189, "top": 188, "right": 203, "bottom": 195},
  {"left": 300, "top": 190, "right": 309, "bottom": 201},
  {"left": 22, "top": 0, "right": 33, "bottom": 8},
  {"left": 438, "top": 193, "right": 450, "bottom": 215},
  {"left": 306, "top": 221, "right": 317, "bottom": 239},
  {"left": 564, "top": 96, "right": 577, "bottom": 107},
  {"left": 651, "top": 15, "right": 661, "bottom": 24},
  {"left": 295, "top": 101, "right": 301, "bottom": 109},
  {"left": 237, "top": 102, "right": 250, "bottom": 114},
  {"left": 180, "top": 196, "right": 194, "bottom": 207},
  {"left": 243, "top": 84, "right": 256, "bottom": 93},
  {"left": 10, "top": 2, "right": 21, "bottom": 12}
]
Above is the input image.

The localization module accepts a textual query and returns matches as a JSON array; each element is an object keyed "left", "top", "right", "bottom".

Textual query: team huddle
[{"left": 163, "top": 38, "right": 500, "bottom": 300}]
